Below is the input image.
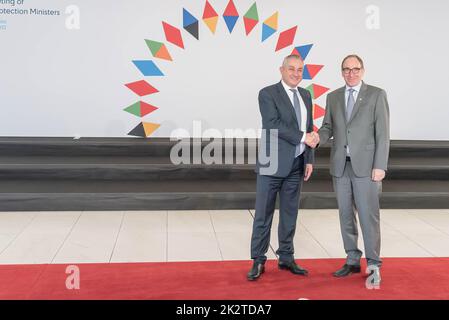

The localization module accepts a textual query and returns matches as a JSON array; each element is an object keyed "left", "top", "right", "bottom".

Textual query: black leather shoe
[
  {"left": 333, "top": 264, "right": 361, "bottom": 277},
  {"left": 247, "top": 262, "right": 265, "bottom": 281},
  {"left": 278, "top": 261, "right": 308, "bottom": 276}
]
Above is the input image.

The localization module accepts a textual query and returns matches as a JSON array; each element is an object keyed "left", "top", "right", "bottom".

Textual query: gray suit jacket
[
  {"left": 318, "top": 82, "right": 390, "bottom": 178},
  {"left": 256, "top": 81, "right": 315, "bottom": 177}
]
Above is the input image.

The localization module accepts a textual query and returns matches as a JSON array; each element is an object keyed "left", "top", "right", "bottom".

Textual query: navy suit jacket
[{"left": 256, "top": 81, "right": 315, "bottom": 177}]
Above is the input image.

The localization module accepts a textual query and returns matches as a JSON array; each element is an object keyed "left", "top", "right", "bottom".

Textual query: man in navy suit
[{"left": 247, "top": 54, "right": 317, "bottom": 281}]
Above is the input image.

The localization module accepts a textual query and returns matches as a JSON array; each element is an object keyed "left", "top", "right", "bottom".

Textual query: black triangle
[
  {"left": 184, "top": 22, "right": 199, "bottom": 40},
  {"left": 128, "top": 123, "right": 146, "bottom": 137}
]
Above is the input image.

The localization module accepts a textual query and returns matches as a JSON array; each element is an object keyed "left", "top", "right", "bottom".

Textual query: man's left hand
[
  {"left": 372, "top": 169, "right": 385, "bottom": 182},
  {"left": 304, "top": 164, "right": 313, "bottom": 181}
]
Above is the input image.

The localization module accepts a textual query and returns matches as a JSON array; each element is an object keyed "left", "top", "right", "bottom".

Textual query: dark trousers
[{"left": 250, "top": 154, "right": 304, "bottom": 264}]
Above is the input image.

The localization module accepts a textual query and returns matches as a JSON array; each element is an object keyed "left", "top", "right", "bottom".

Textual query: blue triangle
[
  {"left": 295, "top": 44, "right": 313, "bottom": 61},
  {"left": 132, "top": 60, "right": 164, "bottom": 77},
  {"left": 262, "top": 24, "right": 276, "bottom": 42},
  {"left": 183, "top": 8, "right": 198, "bottom": 28},
  {"left": 302, "top": 65, "right": 311, "bottom": 80},
  {"left": 223, "top": 15, "right": 239, "bottom": 33}
]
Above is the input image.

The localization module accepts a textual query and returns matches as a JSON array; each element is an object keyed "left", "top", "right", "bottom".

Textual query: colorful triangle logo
[
  {"left": 145, "top": 40, "right": 172, "bottom": 61},
  {"left": 303, "top": 64, "right": 323, "bottom": 80},
  {"left": 244, "top": 17, "right": 258, "bottom": 35},
  {"left": 275, "top": 26, "right": 297, "bottom": 52},
  {"left": 223, "top": 15, "right": 239, "bottom": 33},
  {"left": 183, "top": 8, "right": 199, "bottom": 40},
  {"left": 313, "top": 104, "right": 325, "bottom": 119},
  {"left": 128, "top": 122, "right": 161, "bottom": 137},
  {"left": 204, "top": 16, "right": 219, "bottom": 34},
  {"left": 124, "top": 101, "right": 158, "bottom": 117},
  {"left": 243, "top": 2, "right": 258, "bottom": 35},
  {"left": 292, "top": 44, "right": 313, "bottom": 61},
  {"left": 262, "top": 12, "right": 278, "bottom": 42},
  {"left": 306, "top": 84, "right": 329, "bottom": 99},
  {"left": 203, "top": 0, "right": 218, "bottom": 19}
]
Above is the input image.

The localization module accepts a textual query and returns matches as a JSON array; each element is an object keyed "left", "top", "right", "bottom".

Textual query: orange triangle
[
  {"left": 204, "top": 16, "right": 218, "bottom": 34},
  {"left": 264, "top": 12, "right": 278, "bottom": 30},
  {"left": 142, "top": 122, "right": 161, "bottom": 137},
  {"left": 155, "top": 44, "right": 172, "bottom": 61}
]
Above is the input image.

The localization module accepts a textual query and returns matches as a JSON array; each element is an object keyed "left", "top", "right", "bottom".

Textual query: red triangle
[
  {"left": 203, "top": 0, "right": 218, "bottom": 19},
  {"left": 306, "top": 64, "right": 324, "bottom": 79},
  {"left": 243, "top": 17, "right": 258, "bottom": 35},
  {"left": 312, "top": 84, "right": 329, "bottom": 99},
  {"left": 291, "top": 47, "right": 300, "bottom": 57},
  {"left": 313, "top": 125, "right": 319, "bottom": 132},
  {"left": 140, "top": 101, "right": 158, "bottom": 117},
  {"left": 162, "top": 22, "right": 184, "bottom": 49},
  {"left": 313, "top": 104, "right": 325, "bottom": 119},
  {"left": 275, "top": 26, "right": 297, "bottom": 52},
  {"left": 224, "top": 0, "right": 238, "bottom": 17},
  {"left": 125, "top": 80, "right": 159, "bottom": 97}
]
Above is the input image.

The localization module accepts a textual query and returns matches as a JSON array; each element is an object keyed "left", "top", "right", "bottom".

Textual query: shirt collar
[
  {"left": 346, "top": 81, "right": 362, "bottom": 93},
  {"left": 281, "top": 80, "right": 297, "bottom": 93}
]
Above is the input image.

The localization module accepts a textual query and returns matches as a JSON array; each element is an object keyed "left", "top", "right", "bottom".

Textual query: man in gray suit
[
  {"left": 313, "top": 55, "right": 390, "bottom": 286},
  {"left": 247, "top": 54, "right": 316, "bottom": 281}
]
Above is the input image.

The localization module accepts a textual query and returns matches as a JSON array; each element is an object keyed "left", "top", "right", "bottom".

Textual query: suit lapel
[
  {"left": 276, "top": 81, "right": 299, "bottom": 126},
  {"left": 335, "top": 87, "right": 347, "bottom": 125},
  {"left": 297, "top": 87, "right": 311, "bottom": 129},
  {"left": 348, "top": 82, "right": 368, "bottom": 124}
]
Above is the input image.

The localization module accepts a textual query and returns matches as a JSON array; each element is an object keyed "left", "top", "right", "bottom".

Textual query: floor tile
[
  {"left": 0, "top": 212, "right": 80, "bottom": 264},
  {"left": 168, "top": 232, "right": 221, "bottom": 262},
  {"left": 52, "top": 211, "right": 123, "bottom": 264}
]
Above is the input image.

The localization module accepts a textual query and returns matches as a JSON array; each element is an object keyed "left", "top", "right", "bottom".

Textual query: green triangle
[
  {"left": 124, "top": 101, "right": 142, "bottom": 117},
  {"left": 306, "top": 85, "right": 315, "bottom": 99},
  {"left": 145, "top": 40, "right": 163, "bottom": 56},
  {"left": 244, "top": 3, "right": 258, "bottom": 21}
]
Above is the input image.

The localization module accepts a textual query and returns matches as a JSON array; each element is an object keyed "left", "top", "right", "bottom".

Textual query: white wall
[{"left": 1, "top": 0, "right": 448, "bottom": 140}]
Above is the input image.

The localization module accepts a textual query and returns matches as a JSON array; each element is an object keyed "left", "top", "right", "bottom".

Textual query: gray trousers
[
  {"left": 333, "top": 160, "right": 382, "bottom": 267},
  {"left": 250, "top": 155, "right": 304, "bottom": 264}
]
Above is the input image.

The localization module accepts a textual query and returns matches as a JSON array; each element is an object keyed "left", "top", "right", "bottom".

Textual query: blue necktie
[
  {"left": 346, "top": 88, "right": 355, "bottom": 155},
  {"left": 346, "top": 88, "right": 355, "bottom": 121},
  {"left": 289, "top": 89, "right": 302, "bottom": 157}
]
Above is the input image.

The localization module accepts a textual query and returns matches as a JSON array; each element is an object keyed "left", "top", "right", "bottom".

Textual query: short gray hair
[{"left": 282, "top": 54, "right": 302, "bottom": 67}]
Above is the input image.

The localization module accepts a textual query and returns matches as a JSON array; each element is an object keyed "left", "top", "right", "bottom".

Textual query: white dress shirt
[
  {"left": 281, "top": 80, "right": 307, "bottom": 156},
  {"left": 345, "top": 81, "right": 362, "bottom": 109}
]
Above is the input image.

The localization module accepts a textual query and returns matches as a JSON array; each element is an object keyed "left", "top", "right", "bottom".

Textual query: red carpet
[{"left": 1, "top": 258, "right": 449, "bottom": 300}]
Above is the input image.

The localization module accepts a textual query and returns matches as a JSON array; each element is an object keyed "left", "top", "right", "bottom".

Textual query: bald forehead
[{"left": 342, "top": 56, "right": 364, "bottom": 69}]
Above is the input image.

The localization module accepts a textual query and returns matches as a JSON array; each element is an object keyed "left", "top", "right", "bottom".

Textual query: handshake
[{"left": 305, "top": 132, "right": 320, "bottom": 148}]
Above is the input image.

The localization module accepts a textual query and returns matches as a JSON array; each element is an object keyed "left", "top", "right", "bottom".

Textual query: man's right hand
[{"left": 305, "top": 132, "right": 320, "bottom": 148}]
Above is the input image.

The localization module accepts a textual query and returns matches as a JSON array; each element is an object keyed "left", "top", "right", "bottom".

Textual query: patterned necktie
[
  {"left": 346, "top": 88, "right": 355, "bottom": 121},
  {"left": 289, "top": 88, "right": 302, "bottom": 157}
]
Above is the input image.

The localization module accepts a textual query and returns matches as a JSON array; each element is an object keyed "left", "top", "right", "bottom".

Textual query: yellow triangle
[
  {"left": 264, "top": 11, "right": 278, "bottom": 30},
  {"left": 142, "top": 122, "right": 161, "bottom": 137},
  {"left": 203, "top": 16, "right": 218, "bottom": 34}
]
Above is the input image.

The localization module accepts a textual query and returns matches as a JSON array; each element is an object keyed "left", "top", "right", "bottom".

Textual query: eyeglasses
[{"left": 342, "top": 67, "right": 362, "bottom": 75}]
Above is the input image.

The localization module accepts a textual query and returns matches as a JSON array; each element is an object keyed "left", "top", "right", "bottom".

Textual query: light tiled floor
[{"left": 0, "top": 209, "right": 448, "bottom": 264}]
